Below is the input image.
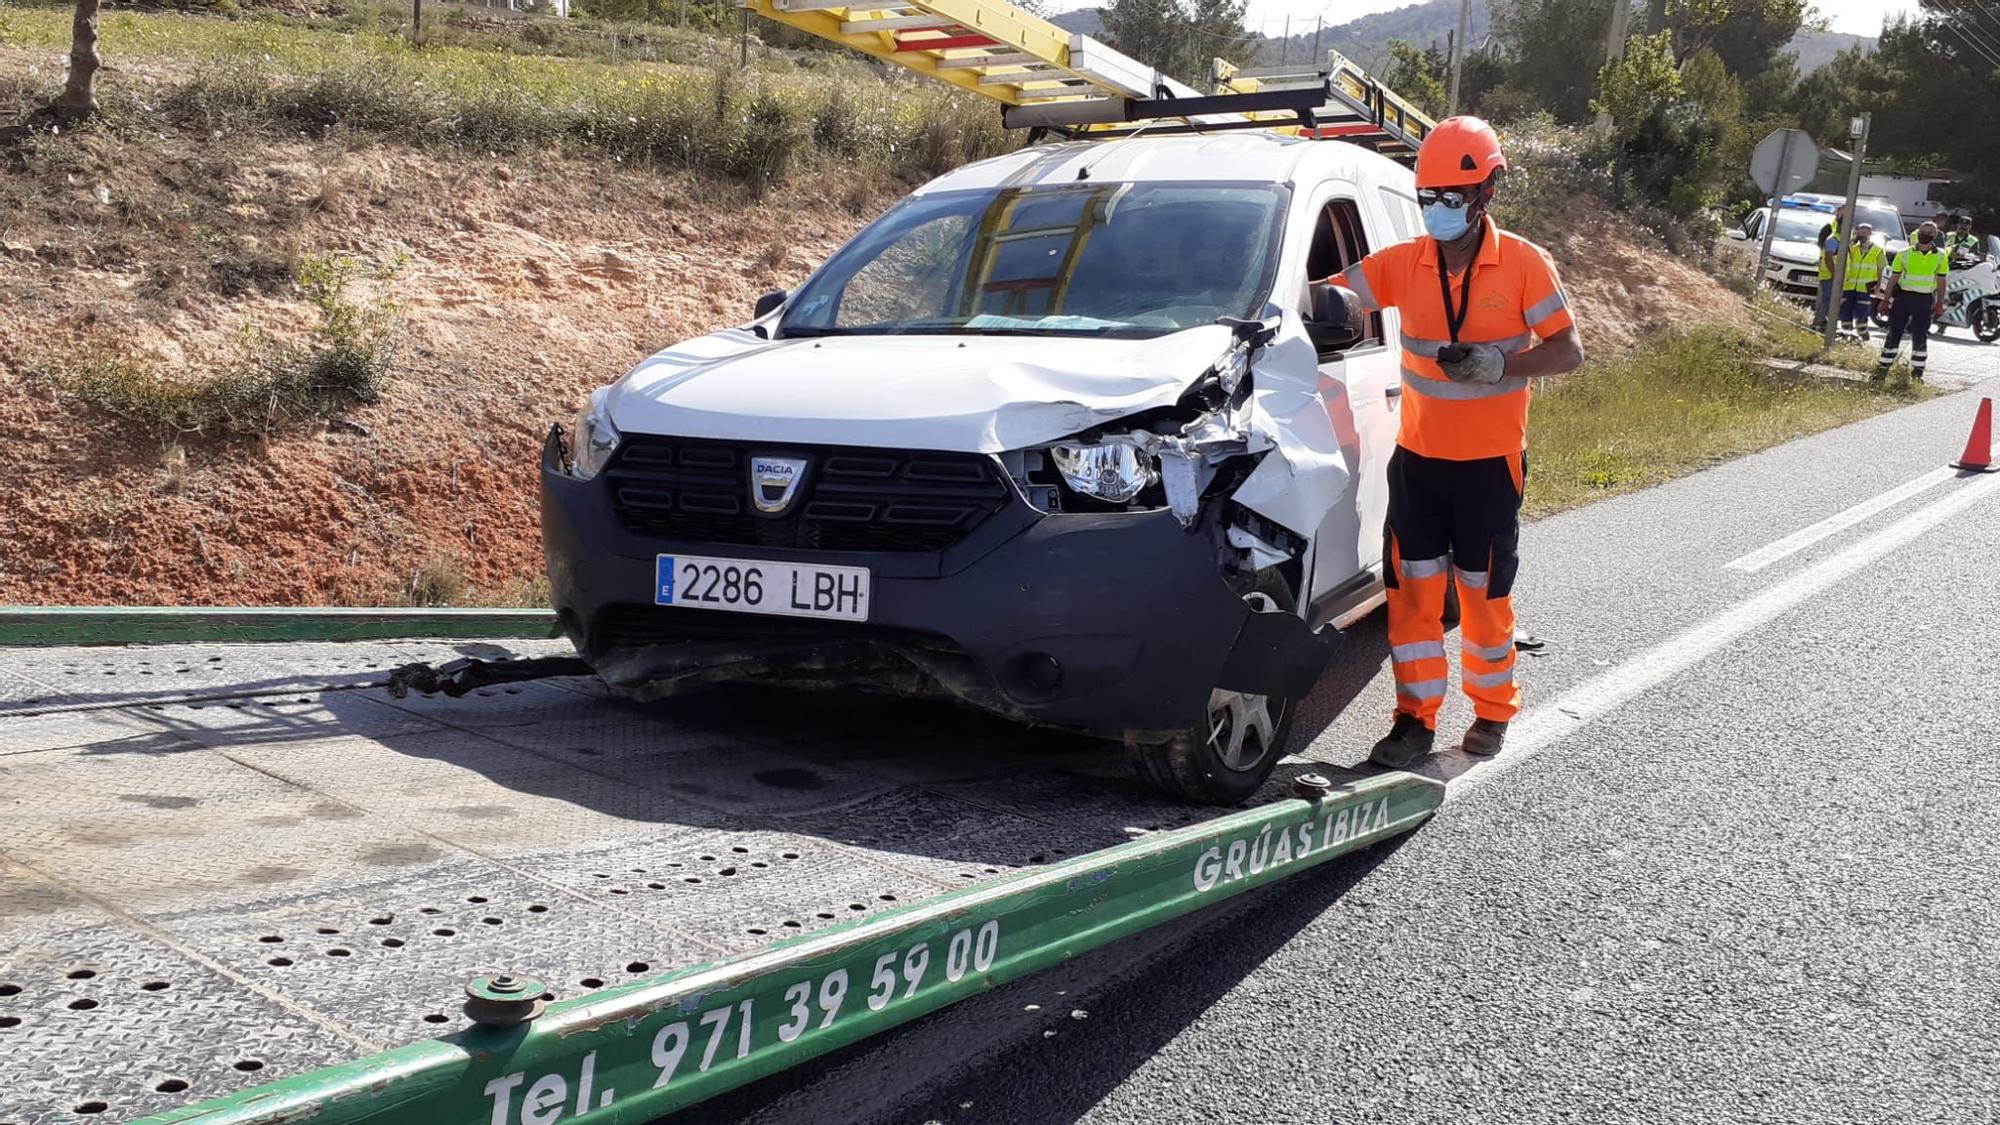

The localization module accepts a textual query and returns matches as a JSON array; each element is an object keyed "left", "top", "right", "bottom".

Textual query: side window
[
  {"left": 1303, "top": 196, "right": 1381, "bottom": 353},
  {"left": 1379, "top": 187, "right": 1418, "bottom": 242}
]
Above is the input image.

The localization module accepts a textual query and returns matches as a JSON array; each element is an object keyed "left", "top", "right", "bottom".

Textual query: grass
[
  {"left": 28, "top": 252, "right": 401, "bottom": 437},
  {"left": 0, "top": 4, "right": 1012, "bottom": 189},
  {"left": 1526, "top": 325, "right": 1928, "bottom": 518}
]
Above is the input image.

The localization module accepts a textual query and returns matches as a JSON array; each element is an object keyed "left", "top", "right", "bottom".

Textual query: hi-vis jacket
[{"left": 1336, "top": 220, "right": 1575, "bottom": 462}]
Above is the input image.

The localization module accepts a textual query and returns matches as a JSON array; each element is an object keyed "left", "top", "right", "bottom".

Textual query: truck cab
[{"left": 541, "top": 132, "right": 1419, "bottom": 803}]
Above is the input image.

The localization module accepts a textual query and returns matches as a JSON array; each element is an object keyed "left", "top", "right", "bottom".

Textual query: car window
[
  {"left": 782, "top": 182, "right": 1289, "bottom": 339},
  {"left": 1304, "top": 196, "right": 1380, "bottom": 352}
]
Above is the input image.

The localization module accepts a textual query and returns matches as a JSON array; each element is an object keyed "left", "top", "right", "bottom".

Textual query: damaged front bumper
[{"left": 541, "top": 431, "right": 1337, "bottom": 741}]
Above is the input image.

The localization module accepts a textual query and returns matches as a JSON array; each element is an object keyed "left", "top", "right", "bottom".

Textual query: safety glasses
[{"left": 1416, "top": 188, "right": 1478, "bottom": 210}]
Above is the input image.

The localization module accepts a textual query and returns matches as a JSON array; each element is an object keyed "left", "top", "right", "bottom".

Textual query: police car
[{"left": 1735, "top": 195, "right": 1908, "bottom": 297}]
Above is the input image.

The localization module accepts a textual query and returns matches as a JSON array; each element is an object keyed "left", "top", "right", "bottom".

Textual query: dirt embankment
[
  {"left": 0, "top": 123, "right": 1737, "bottom": 607},
  {"left": 0, "top": 130, "right": 890, "bottom": 606},
  {"left": 1544, "top": 211, "right": 1752, "bottom": 355}
]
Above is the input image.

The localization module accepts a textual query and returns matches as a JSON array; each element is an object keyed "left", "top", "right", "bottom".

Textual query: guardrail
[
  {"left": 0, "top": 607, "right": 560, "bottom": 647},
  {"left": 139, "top": 770, "right": 1444, "bottom": 1125}
]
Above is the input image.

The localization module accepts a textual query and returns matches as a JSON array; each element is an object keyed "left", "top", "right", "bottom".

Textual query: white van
[{"left": 541, "top": 132, "right": 1421, "bottom": 803}]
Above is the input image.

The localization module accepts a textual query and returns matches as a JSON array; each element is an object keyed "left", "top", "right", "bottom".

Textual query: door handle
[{"left": 1384, "top": 385, "right": 1403, "bottom": 402}]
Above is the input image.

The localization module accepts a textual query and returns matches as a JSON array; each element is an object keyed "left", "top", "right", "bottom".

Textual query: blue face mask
[{"left": 1424, "top": 201, "right": 1473, "bottom": 242}]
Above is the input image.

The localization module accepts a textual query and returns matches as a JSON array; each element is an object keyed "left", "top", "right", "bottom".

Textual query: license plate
[{"left": 654, "top": 554, "right": 870, "bottom": 622}]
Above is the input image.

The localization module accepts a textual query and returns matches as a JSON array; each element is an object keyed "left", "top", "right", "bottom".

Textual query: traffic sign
[{"left": 1751, "top": 128, "right": 1819, "bottom": 196}]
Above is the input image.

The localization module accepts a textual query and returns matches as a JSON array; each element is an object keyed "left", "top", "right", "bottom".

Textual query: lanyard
[{"left": 1435, "top": 219, "right": 1479, "bottom": 344}]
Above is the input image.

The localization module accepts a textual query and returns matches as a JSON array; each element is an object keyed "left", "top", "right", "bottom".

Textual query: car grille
[{"left": 604, "top": 436, "right": 1011, "bottom": 552}]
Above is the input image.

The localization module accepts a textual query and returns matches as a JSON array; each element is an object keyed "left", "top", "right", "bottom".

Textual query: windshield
[
  {"left": 1771, "top": 206, "right": 1904, "bottom": 245},
  {"left": 780, "top": 182, "right": 1288, "bottom": 339},
  {"left": 1858, "top": 204, "right": 1902, "bottom": 238},
  {"left": 1771, "top": 211, "right": 1830, "bottom": 243}
]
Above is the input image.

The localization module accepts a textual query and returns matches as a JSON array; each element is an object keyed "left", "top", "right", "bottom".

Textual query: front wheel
[
  {"left": 1976, "top": 304, "right": 2000, "bottom": 344},
  {"left": 1128, "top": 572, "right": 1300, "bottom": 806}
]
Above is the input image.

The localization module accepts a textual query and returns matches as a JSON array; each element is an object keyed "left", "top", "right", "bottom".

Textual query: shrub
[{"left": 31, "top": 253, "right": 401, "bottom": 436}]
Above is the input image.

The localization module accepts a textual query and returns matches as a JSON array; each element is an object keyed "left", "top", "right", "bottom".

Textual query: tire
[
  {"left": 1976, "top": 305, "right": 2000, "bottom": 344},
  {"left": 1128, "top": 570, "right": 1300, "bottom": 806}
]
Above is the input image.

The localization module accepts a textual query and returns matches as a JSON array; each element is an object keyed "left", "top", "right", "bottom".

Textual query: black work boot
[
  {"left": 1369, "top": 713, "right": 1436, "bottom": 769},
  {"left": 1462, "top": 718, "right": 1508, "bottom": 757}
]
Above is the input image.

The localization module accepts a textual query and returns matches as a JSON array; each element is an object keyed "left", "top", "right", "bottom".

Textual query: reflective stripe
[
  {"left": 1453, "top": 568, "right": 1489, "bottom": 590},
  {"left": 1391, "top": 640, "right": 1447, "bottom": 663},
  {"left": 1462, "top": 640, "right": 1513, "bottom": 662},
  {"left": 1339, "top": 265, "right": 1379, "bottom": 312},
  {"left": 1399, "top": 554, "right": 1451, "bottom": 580},
  {"left": 1465, "top": 668, "right": 1515, "bottom": 689},
  {"left": 1524, "top": 291, "right": 1568, "bottom": 325},
  {"left": 1401, "top": 367, "right": 1531, "bottom": 401},
  {"left": 1401, "top": 332, "right": 1534, "bottom": 359},
  {"left": 1893, "top": 248, "right": 1950, "bottom": 293},
  {"left": 1394, "top": 678, "right": 1447, "bottom": 700}
]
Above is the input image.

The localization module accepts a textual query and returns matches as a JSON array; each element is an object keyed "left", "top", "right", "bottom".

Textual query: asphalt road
[{"left": 718, "top": 334, "right": 2000, "bottom": 1123}]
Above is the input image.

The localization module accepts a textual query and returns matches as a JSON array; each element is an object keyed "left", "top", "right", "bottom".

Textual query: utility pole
[
  {"left": 740, "top": 6, "right": 750, "bottom": 68},
  {"left": 1594, "top": 0, "right": 1632, "bottom": 133},
  {"left": 1281, "top": 15, "right": 1291, "bottom": 66},
  {"left": 1448, "top": 0, "right": 1472, "bottom": 114},
  {"left": 1824, "top": 112, "right": 1872, "bottom": 351},
  {"left": 1645, "top": 0, "right": 1666, "bottom": 36},
  {"left": 1311, "top": 17, "right": 1322, "bottom": 71}
]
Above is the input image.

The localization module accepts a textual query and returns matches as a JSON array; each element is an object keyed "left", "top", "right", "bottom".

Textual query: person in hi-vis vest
[{"left": 1876, "top": 221, "right": 1950, "bottom": 381}]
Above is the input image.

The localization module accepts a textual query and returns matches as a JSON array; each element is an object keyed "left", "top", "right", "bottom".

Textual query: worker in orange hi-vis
[{"left": 1326, "top": 116, "right": 1586, "bottom": 768}]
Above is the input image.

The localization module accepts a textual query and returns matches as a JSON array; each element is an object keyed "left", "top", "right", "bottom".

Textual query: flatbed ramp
[{"left": 0, "top": 637, "right": 1437, "bottom": 1124}]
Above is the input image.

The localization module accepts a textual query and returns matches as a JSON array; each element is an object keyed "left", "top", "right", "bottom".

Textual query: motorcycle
[{"left": 1873, "top": 234, "right": 2000, "bottom": 343}]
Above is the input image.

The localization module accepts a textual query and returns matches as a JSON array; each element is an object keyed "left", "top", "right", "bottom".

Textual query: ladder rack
[{"left": 744, "top": 0, "right": 1437, "bottom": 162}]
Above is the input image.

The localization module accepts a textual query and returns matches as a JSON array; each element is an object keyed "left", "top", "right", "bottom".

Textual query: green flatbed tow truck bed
[{"left": 0, "top": 633, "right": 1437, "bottom": 1125}]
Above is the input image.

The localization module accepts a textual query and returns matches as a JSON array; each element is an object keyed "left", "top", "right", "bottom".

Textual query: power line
[{"left": 1939, "top": 22, "right": 2000, "bottom": 68}]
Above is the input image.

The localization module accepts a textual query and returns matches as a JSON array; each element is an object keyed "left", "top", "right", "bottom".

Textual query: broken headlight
[
  {"left": 1049, "top": 440, "right": 1158, "bottom": 504},
  {"left": 565, "top": 389, "right": 620, "bottom": 481}
]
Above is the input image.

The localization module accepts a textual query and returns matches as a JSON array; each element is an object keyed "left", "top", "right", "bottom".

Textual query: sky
[{"left": 1040, "top": 0, "right": 1931, "bottom": 41}]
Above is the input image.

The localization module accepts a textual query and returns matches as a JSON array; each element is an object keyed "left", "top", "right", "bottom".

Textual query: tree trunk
[
  {"left": 1644, "top": 0, "right": 1667, "bottom": 36},
  {"left": 56, "top": 0, "right": 101, "bottom": 119}
]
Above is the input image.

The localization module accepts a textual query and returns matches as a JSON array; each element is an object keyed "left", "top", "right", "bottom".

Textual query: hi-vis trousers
[{"left": 1383, "top": 446, "right": 1524, "bottom": 729}]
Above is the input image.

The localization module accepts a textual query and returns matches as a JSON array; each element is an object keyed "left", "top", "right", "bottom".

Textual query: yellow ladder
[
  {"left": 745, "top": 0, "right": 1436, "bottom": 160},
  {"left": 746, "top": 0, "right": 1187, "bottom": 107}
]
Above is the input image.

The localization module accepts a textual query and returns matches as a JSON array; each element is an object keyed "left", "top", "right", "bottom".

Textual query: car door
[{"left": 1299, "top": 180, "right": 1402, "bottom": 618}]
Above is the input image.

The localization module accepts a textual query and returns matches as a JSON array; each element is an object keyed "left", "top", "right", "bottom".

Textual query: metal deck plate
[{"left": 0, "top": 639, "right": 1322, "bottom": 1123}]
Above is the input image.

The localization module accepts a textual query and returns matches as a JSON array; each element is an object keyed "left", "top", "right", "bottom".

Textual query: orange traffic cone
[{"left": 1952, "top": 396, "right": 1997, "bottom": 473}]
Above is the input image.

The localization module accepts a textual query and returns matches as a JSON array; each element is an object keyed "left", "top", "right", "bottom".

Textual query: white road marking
[
  {"left": 1434, "top": 469, "right": 2000, "bottom": 798},
  {"left": 1724, "top": 467, "right": 1957, "bottom": 573}
]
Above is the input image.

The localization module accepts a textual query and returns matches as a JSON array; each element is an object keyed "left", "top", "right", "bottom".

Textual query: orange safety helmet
[{"left": 1415, "top": 116, "right": 1508, "bottom": 190}]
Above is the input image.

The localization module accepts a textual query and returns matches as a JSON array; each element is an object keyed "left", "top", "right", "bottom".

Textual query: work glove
[{"left": 1437, "top": 342, "right": 1507, "bottom": 385}]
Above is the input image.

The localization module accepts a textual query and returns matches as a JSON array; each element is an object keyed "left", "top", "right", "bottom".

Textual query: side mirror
[
  {"left": 1726, "top": 228, "right": 1749, "bottom": 241},
  {"left": 1304, "top": 282, "right": 1361, "bottom": 354},
  {"left": 753, "top": 289, "right": 787, "bottom": 320}
]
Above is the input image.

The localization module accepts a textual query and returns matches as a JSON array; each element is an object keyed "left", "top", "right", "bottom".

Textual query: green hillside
[{"left": 1051, "top": 2, "right": 1872, "bottom": 77}]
